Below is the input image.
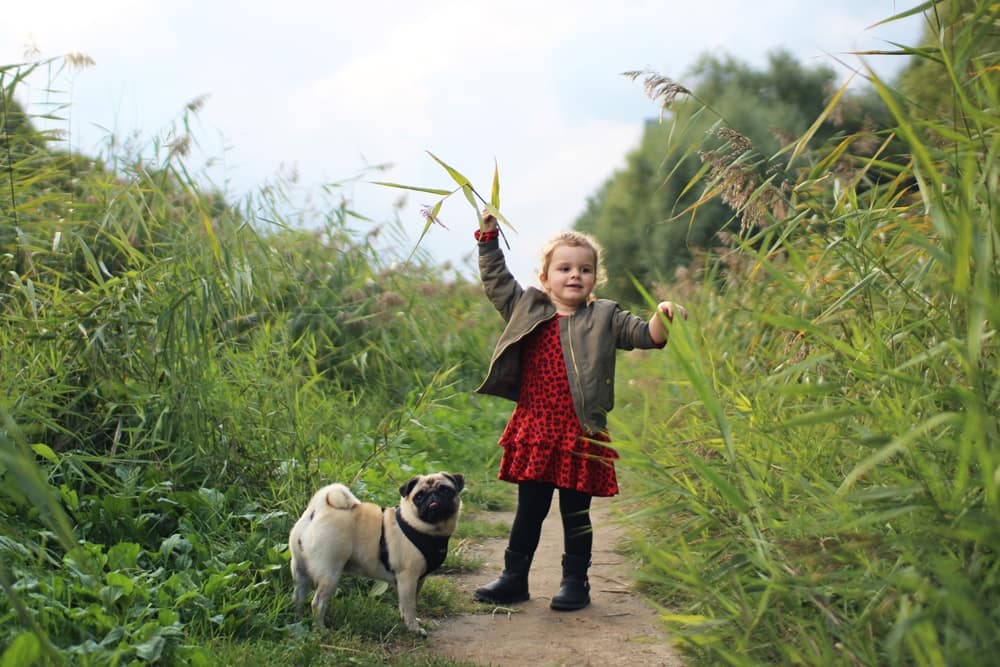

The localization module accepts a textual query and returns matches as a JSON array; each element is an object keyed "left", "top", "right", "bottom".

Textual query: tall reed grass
[
  {"left": 3, "top": 3, "right": 996, "bottom": 664},
  {"left": 2, "top": 60, "right": 504, "bottom": 664},
  {"left": 619, "top": 3, "right": 998, "bottom": 665}
]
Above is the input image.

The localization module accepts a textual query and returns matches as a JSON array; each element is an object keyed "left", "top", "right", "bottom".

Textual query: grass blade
[
  {"left": 490, "top": 158, "right": 500, "bottom": 209},
  {"left": 426, "top": 151, "right": 471, "bottom": 188},
  {"left": 370, "top": 181, "right": 454, "bottom": 196}
]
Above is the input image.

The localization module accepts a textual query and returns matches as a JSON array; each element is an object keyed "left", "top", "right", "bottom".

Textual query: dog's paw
[{"left": 406, "top": 618, "right": 428, "bottom": 638}]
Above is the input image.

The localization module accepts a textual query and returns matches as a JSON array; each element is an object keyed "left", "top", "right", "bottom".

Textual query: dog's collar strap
[{"left": 395, "top": 507, "right": 449, "bottom": 576}]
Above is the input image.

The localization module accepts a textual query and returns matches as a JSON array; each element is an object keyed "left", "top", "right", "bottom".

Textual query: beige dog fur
[{"left": 288, "top": 472, "right": 463, "bottom": 635}]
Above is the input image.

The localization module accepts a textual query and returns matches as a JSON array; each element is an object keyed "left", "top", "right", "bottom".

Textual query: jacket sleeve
[
  {"left": 478, "top": 236, "right": 523, "bottom": 323},
  {"left": 611, "top": 303, "right": 665, "bottom": 350}
]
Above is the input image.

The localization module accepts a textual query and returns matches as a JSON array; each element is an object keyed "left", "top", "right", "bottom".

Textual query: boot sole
[{"left": 549, "top": 598, "right": 590, "bottom": 611}]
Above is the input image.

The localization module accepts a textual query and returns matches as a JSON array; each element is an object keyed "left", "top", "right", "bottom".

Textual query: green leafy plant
[
  {"left": 1, "top": 59, "right": 501, "bottom": 665},
  {"left": 372, "top": 151, "right": 514, "bottom": 253}
]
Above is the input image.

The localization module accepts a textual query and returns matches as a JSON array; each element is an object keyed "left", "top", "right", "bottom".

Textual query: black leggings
[{"left": 507, "top": 481, "right": 593, "bottom": 557}]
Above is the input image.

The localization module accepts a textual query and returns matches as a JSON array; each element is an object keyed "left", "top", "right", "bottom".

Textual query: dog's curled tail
[{"left": 324, "top": 484, "right": 361, "bottom": 510}]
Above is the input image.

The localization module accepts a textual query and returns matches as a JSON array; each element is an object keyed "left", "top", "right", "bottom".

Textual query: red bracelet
[{"left": 475, "top": 228, "right": 499, "bottom": 242}]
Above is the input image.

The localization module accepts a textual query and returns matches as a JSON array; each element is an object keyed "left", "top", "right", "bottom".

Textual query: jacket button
[{"left": 605, "top": 378, "right": 611, "bottom": 385}]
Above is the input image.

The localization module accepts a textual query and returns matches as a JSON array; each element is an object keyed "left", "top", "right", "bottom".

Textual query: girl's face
[{"left": 540, "top": 243, "right": 597, "bottom": 314}]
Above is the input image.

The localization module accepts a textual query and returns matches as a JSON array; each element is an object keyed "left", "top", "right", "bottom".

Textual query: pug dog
[{"left": 288, "top": 471, "right": 464, "bottom": 635}]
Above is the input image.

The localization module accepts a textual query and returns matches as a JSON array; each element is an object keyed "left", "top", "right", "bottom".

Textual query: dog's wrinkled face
[{"left": 399, "top": 472, "right": 464, "bottom": 524}]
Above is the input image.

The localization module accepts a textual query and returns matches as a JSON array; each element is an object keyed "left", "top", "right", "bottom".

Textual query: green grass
[
  {"left": 1, "top": 56, "right": 507, "bottom": 664},
  {"left": 2, "top": 5, "right": 998, "bottom": 665},
  {"left": 607, "top": 4, "right": 999, "bottom": 664}
]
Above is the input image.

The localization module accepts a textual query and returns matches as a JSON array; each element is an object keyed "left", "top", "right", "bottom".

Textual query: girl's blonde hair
[{"left": 538, "top": 231, "right": 607, "bottom": 302}]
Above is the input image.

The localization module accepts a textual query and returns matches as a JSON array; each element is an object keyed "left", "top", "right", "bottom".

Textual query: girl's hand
[
  {"left": 657, "top": 301, "right": 687, "bottom": 323},
  {"left": 649, "top": 301, "right": 686, "bottom": 346},
  {"left": 481, "top": 209, "right": 498, "bottom": 232}
]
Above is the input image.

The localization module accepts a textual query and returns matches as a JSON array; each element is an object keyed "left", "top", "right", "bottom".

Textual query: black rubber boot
[
  {"left": 474, "top": 548, "right": 532, "bottom": 604},
  {"left": 550, "top": 554, "right": 591, "bottom": 611}
]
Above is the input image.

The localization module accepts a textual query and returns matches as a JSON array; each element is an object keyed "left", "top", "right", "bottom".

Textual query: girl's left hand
[
  {"left": 657, "top": 301, "right": 687, "bottom": 323},
  {"left": 480, "top": 209, "right": 498, "bottom": 232}
]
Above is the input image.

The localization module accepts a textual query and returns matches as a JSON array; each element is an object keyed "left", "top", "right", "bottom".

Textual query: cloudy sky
[{"left": 4, "top": 1, "right": 925, "bottom": 284}]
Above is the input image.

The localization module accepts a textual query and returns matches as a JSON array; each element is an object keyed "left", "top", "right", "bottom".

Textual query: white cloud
[{"left": 2, "top": 1, "right": 926, "bottom": 283}]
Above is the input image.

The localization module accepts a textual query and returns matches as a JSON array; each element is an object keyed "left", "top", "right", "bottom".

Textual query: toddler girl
[{"left": 473, "top": 210, "right": 686, "bottom": 611}]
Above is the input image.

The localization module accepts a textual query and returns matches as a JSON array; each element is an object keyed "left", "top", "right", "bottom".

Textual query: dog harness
[{"left": 378, "top": 507, "right": 450, "bottom": 578}]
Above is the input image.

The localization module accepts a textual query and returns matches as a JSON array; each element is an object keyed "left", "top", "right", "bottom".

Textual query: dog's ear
[
  {"left": 444, "top": 472, "right": 465, "bottom": 493},
  {"left": 399, "top": 476, "right": 420, "bottom": 498}
]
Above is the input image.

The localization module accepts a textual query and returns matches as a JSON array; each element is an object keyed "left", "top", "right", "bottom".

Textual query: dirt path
[{"left": 427, "top": 496, "right": 685, "bottom": 667}]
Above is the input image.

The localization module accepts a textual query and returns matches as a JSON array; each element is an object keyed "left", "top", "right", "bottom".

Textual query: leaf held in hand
[
  {"left": 490, "top": 158, "right": 501, "bottom": 209},
  {"left": 427, "top": 151, "right": 471, "bottom": 188}
]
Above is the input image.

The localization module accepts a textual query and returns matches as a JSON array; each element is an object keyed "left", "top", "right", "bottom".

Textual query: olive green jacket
[{"left": 476, "top": 236, "right": 664, "bottom": 435}]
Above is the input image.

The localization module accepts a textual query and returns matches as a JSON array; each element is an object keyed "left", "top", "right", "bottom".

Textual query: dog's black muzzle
[{"left": 416, "top": 486, "right": 458, "bottom": 523}]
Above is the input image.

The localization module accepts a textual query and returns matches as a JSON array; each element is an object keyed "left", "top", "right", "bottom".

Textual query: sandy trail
[{"left": 427, "top": 496, "right": 685, "bottom": 667}]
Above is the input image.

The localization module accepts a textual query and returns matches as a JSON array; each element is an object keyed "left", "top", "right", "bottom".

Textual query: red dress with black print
[{"left": 497, "top": 315, "right": 620, "bottom": 497}]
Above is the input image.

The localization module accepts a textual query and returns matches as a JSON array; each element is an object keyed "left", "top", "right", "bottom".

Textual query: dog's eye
[
  {"left": 437, "top": 487, "right": 454, "bottom": 498},
  {"left": 413, "top": 492, "right": 426, "bottom": 503}
]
